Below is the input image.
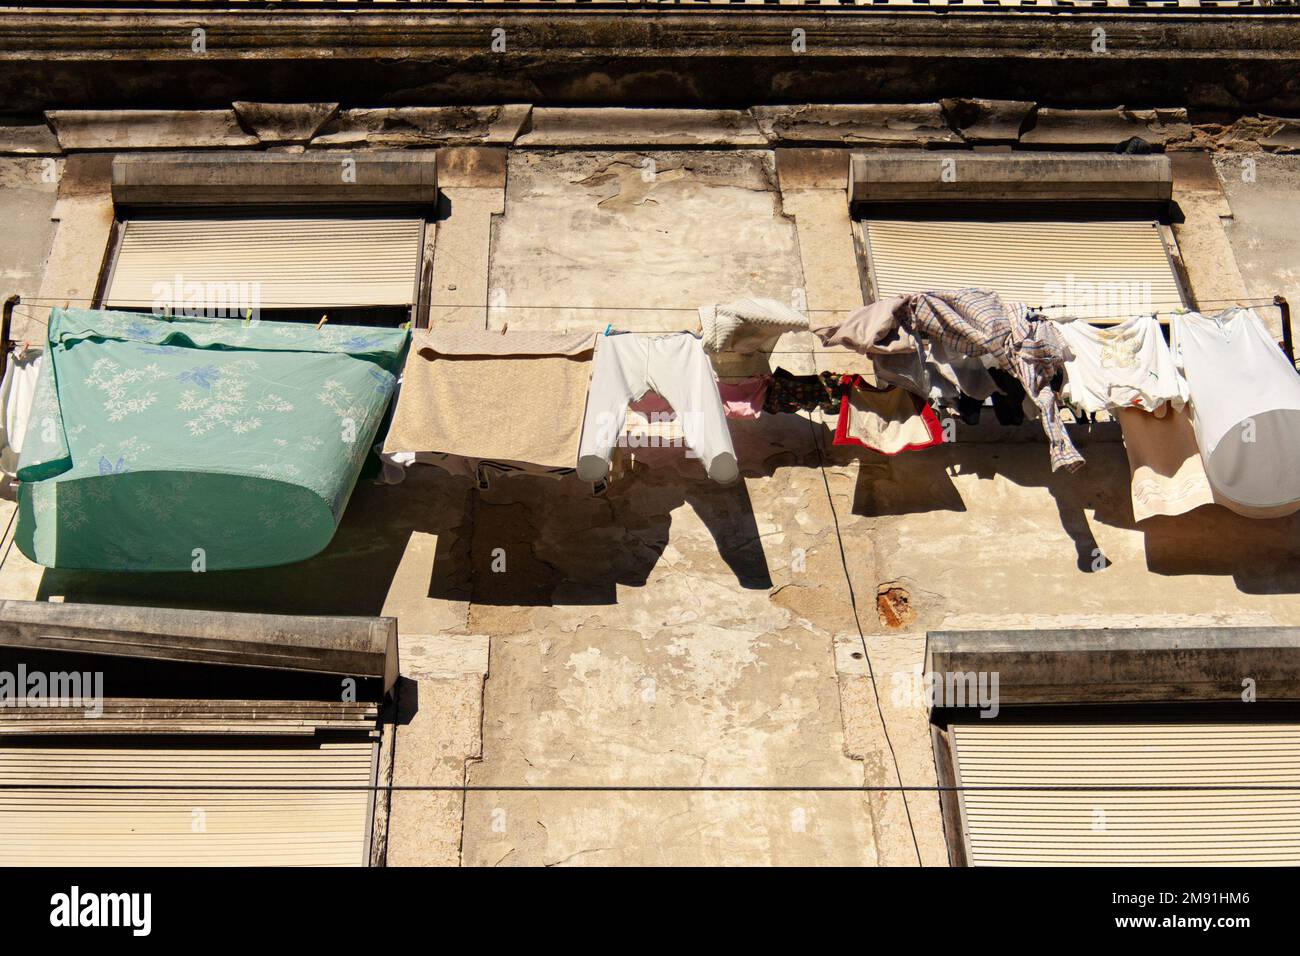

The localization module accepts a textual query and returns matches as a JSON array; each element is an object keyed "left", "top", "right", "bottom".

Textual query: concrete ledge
[
  {"left": 926, "top": 626, "right": 1300, "bottom": 705},
  {"left": 233, "top": 101, "right": 339, "bottom": 146},
  {"left": 311, "top": 106, "right": 531, "bottom": 149},
  {"left": 111, "top": 150, "right": 438, "bottom": 206},
  {"left": 775, "top": 148, "right": 852, "bottom": 191},
  {"left": 48, "top": 109, "right": 258, "bottom": 151},
  {"left": 941, "top": 98, "right": 1035, "bottom": 144},
  {"left": 0, "top": 121, "right": 59, "bottom": 155},
  {"left": 850, "top": 151, "right": 1172, "bottom": 204},
  {"left": 0, "top": 599, "right": 400, "bottom": 692},
  {"left": 754, "top": 104, "right": 959, "bottom": 147},
  {"left": 516, "top": 107, "right": 766, "bottom": 147},
  {"left": 1256, "top": 114, "right": 1300, "bottom": 152},
  {"left": 1020, "top": 107, "right": 1192, "bottom": 149},
  {"left": 20, "top": 103, "right": 1300, "bottom": 157}
]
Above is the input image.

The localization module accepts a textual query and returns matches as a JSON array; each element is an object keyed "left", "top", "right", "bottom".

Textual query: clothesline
[
  {"left": 7, "top": 299, "right": 1286, "bottom": 335},
  {"left": 0, "top": 307, "right": 825, "bottom": 356},
  {"left": 0, "top": 309, "right": 871, "bottom": 355},
  {"left": 8, "top": 294, "right": 1285, "bottom": 315}
]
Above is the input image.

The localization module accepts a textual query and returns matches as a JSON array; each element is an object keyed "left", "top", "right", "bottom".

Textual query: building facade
[{"left": 1, "top": 1, "right": 1300, "bottom": 866}]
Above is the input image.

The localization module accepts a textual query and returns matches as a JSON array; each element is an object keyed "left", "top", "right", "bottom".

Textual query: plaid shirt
[{"left": 907, "top": 289, "right": 1083, "bottom": 473}]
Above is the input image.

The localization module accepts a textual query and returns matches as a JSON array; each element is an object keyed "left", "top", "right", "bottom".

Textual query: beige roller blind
[
  {"left": 0, "top": 699, "right": 380, "bottom": 736},
  {"left": 951, "top": 722, "right": 1300, "bottom": 867},
  {"left": 105, "top": 217, "right": 424, "bottom": 309},
  {"left": 0, "top": 738, "right": 375, "bottom": 866},
  {"left": 864, "top": 219, "right": 1184, "bottom": 320}
]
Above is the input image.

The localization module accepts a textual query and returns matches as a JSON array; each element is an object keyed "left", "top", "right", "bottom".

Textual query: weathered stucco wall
[
  {"left": 487, "top": 150, "right": 804, "bottom": 332},
  {"left": 0, "top": 156, "right": 60, "bottom": 341},
  {"left": 466, "top": 150, "right": 927, "bottom": 865},
  {"left": 1218, "top": 152, "right": 1300, "bottom": 324},
  {"left": 1, "top": 123, "right": 1298, "bottom": 865}
]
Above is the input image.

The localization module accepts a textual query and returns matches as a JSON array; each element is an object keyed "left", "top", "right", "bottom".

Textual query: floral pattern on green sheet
[{"left": 15, "top": 308, "right": 409, "bottom": 572}]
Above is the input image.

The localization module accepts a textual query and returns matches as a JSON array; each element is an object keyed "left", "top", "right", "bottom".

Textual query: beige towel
[
  {"left": 384, "top": 328, "right": 596, "bottom": 470},
  {"left": 697, "top": 297, "right": 809, "bottom": 354},
  {"left": 1118, "top": 405, "right": 1300, "bottom": 521},
  {"left": 812, "top": 296, "right": 919, "bottom": 356}
]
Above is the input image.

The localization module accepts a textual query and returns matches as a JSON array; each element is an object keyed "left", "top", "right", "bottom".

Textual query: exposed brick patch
[{"left": 876, "top": 584, "right": 916, "bottom": 629}]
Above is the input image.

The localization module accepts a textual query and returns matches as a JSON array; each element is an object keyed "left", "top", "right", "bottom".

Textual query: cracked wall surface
[
  {"left": 462, "top": 151, "right": 902, "bottom": 864},
  {"left": 459, "top": 425, "right": 888, "bottom": 866},
  {"left": 2, "top": 134, "right": 1300, "bottom": 866},
  {"left": 487, "top": 150, "right": 801, "bottom": 333}
]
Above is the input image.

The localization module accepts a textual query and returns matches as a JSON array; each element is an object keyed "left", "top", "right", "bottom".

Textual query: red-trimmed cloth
[{"left": 833, "top": 374, "right": 944, "bottom": 454}]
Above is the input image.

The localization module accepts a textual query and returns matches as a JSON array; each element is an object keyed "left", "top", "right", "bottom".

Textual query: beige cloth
[
  {"left": 383, "top": 328, "right": 596, "bottom": 472},
  {"left": 697, "top": 297, "right": 809, "bottom": 354},
  {"left": 812, "top": 296, "right": 919, "bottom": 356},
  {"left": 1118, "top": 405, "right": 1300, "bottom": 521},
  {"left": 841, "top": 384, "right": 937, "bottom": 454}
]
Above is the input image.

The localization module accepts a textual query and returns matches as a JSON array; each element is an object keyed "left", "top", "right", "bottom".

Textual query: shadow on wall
[
  {"left": 842, "top": 425, "right": 1300, "bottom": 593},
  {"left": 36, "top": 411, "right": 1300, "bottom": 608},
  {"left": 435, "top": 456, "right": 773, "bottom": 607},
  {"left": 33, "top": 469, "right": 473, "bottom": 616},
  {"left": 34, "top": 443, "right": 776, "bottom": 612},
  {"left": 1140, "top": 511, "right": 1300, "bottom": 595}
]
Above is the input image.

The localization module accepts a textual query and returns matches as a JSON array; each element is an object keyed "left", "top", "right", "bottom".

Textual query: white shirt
[
  {"left": 1059, "top": 313, "right": 1186, "bottom": 414},
  {"left": 1172, "top": 308, "right": 1300, "bottom": 509}
]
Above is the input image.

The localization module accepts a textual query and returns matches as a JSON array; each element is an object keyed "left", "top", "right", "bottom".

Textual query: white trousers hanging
[{"left": 577, "top": 333, "right": 738, "bottom": 483}]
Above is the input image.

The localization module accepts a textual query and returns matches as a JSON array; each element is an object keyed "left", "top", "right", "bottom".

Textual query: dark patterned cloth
[{"left": 763, "top": 368, "right": 848, "bottom": 415}]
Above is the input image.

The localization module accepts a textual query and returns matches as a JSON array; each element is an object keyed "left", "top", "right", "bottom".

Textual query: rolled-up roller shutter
[
  {"left": 0, "top": 736, "right": 376, "bottom": 867},
  {"left": 950, "top": 721, "right": 1300, "bottom": 866},
  {"left": 104, "top": 216, "right": 424, "bottom": 309},
  {"left": 863, "top": 219, "right": 1184, "bottom": 319}
]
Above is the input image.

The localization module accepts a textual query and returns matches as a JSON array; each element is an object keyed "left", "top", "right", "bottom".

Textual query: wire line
[
  {"left": 805, "top": 409, "right": 924, "bottom": 866},
  {"left": 0, "top": 783, "right": 1297, "bottom": 792}
]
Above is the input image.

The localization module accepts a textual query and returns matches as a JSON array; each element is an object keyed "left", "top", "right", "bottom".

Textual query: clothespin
[
  {"left": 499, "top": 322, "right": 508, "bottom": 335},
  {"left": 316, "top": 313, "right": 329, "bottom": 331},
  {"left": 16, "top": 340, "right": 29, "bottom": 360},
  {"left": 244, "top": 308, "right": 253, "bottom": 325},
  {"left": 603, "top": 323, "right": 613, "bottom": 336}
]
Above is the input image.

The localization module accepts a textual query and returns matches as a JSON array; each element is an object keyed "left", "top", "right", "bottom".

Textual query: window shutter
[
  {"left": 864, "top": 219, "right": 1184, "bottom": 319},
  {"left": 105, "top": 217, "right": 424, "bottom": 310}
]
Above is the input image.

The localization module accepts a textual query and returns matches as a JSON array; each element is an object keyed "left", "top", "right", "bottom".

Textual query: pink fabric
[
  {"left": 718, "top": 375, "right": 770, "bottom": 420},
  {"left": 628, "top": 374, "right": 770, "bottom": 421}
]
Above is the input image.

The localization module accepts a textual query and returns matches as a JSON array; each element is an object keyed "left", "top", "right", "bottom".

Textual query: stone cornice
[
  {"left": 3, "top": 9, "right": 1300, "bottom": 111},
  {"left": 3, "top": 9, "right": 1300, "bottom": 55}
]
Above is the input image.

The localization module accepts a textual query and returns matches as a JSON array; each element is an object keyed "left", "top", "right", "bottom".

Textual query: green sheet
[{"left": 16, "top": 308, "right": 409, "bottom": 571}]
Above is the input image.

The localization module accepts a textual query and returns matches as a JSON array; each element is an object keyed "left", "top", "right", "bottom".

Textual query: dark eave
[{"left": 0, "top": 8, "right": 1299, "bottom": 112}]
